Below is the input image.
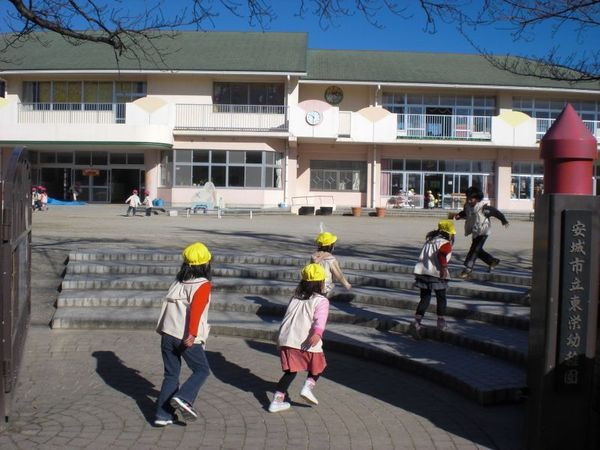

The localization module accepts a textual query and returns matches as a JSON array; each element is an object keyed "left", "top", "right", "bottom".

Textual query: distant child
[
  {"left": 311, "top": 232, "right": 351, "bottom": 298},
  {"left": 154, "top": 242, "right": 212, "bottom": 427},
  {"left": 39, "top": 187, "right": 48, "bottom": 211},
  {"left": 125, "top": 189, "right": 141, "bottom": 217},
  {"left": 412, "top": 220, "right": 456, "bottom": 337},
  {"left": 31, "top": 186, "right": 40, "bottom": 210},
  {"left": 142, "top": 190, "right": 153, "bottom": 216},
  {"left": 453, "top": 187, "right": 509, "bottom": 279},
  {"left": 269, "top": 263, "right": 330, "bottom": 413}
]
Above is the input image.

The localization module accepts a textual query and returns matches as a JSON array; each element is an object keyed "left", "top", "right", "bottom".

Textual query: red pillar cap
[{"left": 540, "top": 103, "right": 597, "bottom": 161}]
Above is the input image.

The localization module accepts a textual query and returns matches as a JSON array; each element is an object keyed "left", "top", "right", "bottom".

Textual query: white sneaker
[
  {"left": 169, "top": 397, "right": 198, "bottom": 421},
  {"left": 268, "top": 394, "right": 291, "bottom": 413},
  {"left": 153, "top": 419, "right": 173, "bottom": 427},
  {"left": 300, "top": 380, "right": 319, "bottom": 405}
]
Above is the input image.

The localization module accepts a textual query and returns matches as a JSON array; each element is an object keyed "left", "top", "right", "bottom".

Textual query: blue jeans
[{"left": 155, "top": 334, "right": 211, "bottom": 421}]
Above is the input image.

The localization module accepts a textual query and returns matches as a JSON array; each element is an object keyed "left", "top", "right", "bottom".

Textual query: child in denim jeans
[{"left": 154, "top": 242, "right": 212, "bottom": 426}]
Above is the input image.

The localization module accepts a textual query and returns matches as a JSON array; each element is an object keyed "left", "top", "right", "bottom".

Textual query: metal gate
[{"left": 0, "top": 147, "right": 32, "bottom": 427}]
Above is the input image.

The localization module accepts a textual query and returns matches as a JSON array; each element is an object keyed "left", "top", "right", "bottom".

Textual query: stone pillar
[{"left": 527, "top": 104, "right": 600, "bottom": 450}]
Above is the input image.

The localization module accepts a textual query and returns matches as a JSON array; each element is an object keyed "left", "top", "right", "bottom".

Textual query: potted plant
[
  {"left": 375, "top": 206, "right": 386, "bottom": 217},
  {"left": 351, "top": 206, "right": 362, "bottom": 217}
]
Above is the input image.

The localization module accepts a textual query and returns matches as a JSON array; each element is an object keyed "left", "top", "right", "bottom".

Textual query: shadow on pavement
[
  {"left": 243, "top": 339, "right": 524, "bottom": 449},
  {"left": 206, "top": 350, "right": 274, "bottom": 411},
  {"left": 92, "top": 351, "right": 159, "bottom": 424}
]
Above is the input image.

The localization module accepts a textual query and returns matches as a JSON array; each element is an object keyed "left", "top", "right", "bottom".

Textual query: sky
[{"left": 1, "top": 0, "right": 598, "bottom": 61}]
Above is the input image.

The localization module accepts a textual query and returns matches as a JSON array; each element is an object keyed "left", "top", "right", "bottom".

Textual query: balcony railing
[
  {"left": 175, "top": 104, "right": 288, "bottom": 132},
  {"left": 18, "top": 103, "right": 126, "bottom": 124},
  {"left": 536, "top": 118, "right": 600, "bottom": 141},
  {"left": 396, "top": 114, "right": 492, "bottom": 140}
]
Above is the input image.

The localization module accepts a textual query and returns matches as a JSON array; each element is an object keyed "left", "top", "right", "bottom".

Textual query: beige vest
[
  {"left": 464, "top": 202, "right": 491, "bottom": 238},
  {"left": 414, "top": 236, "right": 452, "bottom": 278},
  {"left": 278, "top": 294, "right": 327, "bottom": 353},
  {"left": 156, "top": 278, "right": 211, "bottom": 344}
]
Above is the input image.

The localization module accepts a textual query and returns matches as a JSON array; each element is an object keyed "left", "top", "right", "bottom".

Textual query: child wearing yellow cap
[
  {"left": 154, "top": 242, "right": 212, "bottom": 426},
  {"left": 311, "top": 231, "right": 351, "bottom": 298},
  {"left": 269, "top": 263, "right": 330, "bottom": 413},
  {"left": 411, "top": 220, "right": 456, "bottom": 338}
]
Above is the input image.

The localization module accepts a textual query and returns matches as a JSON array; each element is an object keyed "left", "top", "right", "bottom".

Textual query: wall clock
[{"left": 306, "top": 110, "right": 322, "bottom": 125}]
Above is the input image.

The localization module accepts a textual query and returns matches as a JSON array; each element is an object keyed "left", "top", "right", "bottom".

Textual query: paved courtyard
[{"left": 1, "top": 205, "right": 533, "bottom": 449}]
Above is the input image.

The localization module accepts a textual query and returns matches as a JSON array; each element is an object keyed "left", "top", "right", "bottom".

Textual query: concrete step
[
  {"left": 50, "top": 307, "right": 525, "bottom": 406},
  {"left": 61, "top": 269, "right": 529, "bottom": 304},
  {"left": 55, "top": 290, "right": 528, "bottom": 365},
  {"left": 57, "top": 278, "right": 530, "bottom": 328},
  {"left": 68, "top": 251, "right": 532, "bottom": 287}
]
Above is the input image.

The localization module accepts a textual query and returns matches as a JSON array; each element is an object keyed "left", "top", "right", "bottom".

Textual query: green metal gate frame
[{"left": 0, "top": 147, "right": 32, "bottom": 427}]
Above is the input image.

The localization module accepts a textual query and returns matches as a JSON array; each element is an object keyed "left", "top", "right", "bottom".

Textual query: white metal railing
[
  {"left": 175, "top": 104, "right": 288, "bottom": 131},
  {"left": 18, "top": 103, "right": 125, "bottom": 124},
  {"left": 536, "top": 118, "right": 600, "bottom": 141},
  {"left": 396, "top": 114, "right": 492, "bottom": 140}
]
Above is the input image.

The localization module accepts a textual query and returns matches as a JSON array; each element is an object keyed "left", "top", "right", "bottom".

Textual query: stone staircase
[{"left": 52, "top": 249, "right": 532, "bottom": 406}]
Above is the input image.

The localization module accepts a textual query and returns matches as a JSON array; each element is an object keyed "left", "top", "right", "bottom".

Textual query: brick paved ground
[
  {"left": 2, "top": 329, "right": 523, "bottom": 450},
  {"left": 1, "top": 205, "right": 531, "bottom": 449}
]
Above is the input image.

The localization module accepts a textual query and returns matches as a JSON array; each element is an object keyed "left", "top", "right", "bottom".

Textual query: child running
[
  {"left": 453, "top": 186, "right": 509, "bottom": 279},
  {"left": 412, "top": 220, "right": 456, "bottom": 338},
  {"left": 154, "top": 242, "right": 212, "bottom": 427},
  {"left": 269, "top": 263, "right": 330, "bottom": 413},
  {"left": 311, "top": 232, "right": 351, "bottom": 298},
  {"left": 125, "top": 189, "right": 141, "bottom": 217}
]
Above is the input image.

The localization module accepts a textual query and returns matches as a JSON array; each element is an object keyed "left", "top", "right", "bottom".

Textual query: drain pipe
[
  {"left": 284, "top": 140, "right": 289, "bottom": 206},
  {"left": 372, "top": 144, "right": 377, "bottom": 208}
]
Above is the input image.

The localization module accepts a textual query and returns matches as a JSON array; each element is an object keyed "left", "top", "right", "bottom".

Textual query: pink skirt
[{"left": 280, "top": 346, "right": 327, "bottom": 375}]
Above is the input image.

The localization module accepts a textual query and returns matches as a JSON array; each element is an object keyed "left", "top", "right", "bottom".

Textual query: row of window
[
  {"left": 161, "top": 150, "right": 283, "bottom": 188},
  {"left": 512, "top": 97, "right": 600, "bottom": 121},
  {"left": 381, "top": 159, "right": 495, "bottom": 173},
  {"left": 310, "top": 161, "right": 367, "bottom": 192},
  {"left": 28, "top": 150, "right": 144, "bottom": 166},
  {"left": 22, "top": 81, "right": 147, "bottom": 104}
]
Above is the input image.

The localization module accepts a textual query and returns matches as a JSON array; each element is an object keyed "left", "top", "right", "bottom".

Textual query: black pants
[
  {"left": 416, "top": 288, "right": 447, "bottom": 317},
  {"left": 464, "top": 235, "right": 495, "bottom": 269},
  {"left": 276, "top": 371, "right": 320, "bottom": 393}
]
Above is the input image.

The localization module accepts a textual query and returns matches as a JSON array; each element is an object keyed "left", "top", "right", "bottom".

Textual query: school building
[{"left": 1, "top": 31, "right": 599, "bottom": 212}]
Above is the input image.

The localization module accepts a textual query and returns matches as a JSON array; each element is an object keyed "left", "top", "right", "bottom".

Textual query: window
[
  {"left": 22, "top": 80, "right": 146, "bottom": 105},
  {"left": 513, "top": 97, "right": 600, "bottom": 140},
  {"left": 213, "top": 82, "right": 285, "bottom": 113},
  {"left": 383, "top": 93, "right": 496, "bottom": 117},
  {"left": 159, "top": 151, "right": 173, "bottom": 187},
  {"left": 170, "top": 150, "right": 283, "bottom": 188},
  {"left": 310, "top": 161, "right": 367, "bottom": 192},
  {"left": 0, "top": 80, "right": 5, "bottom": 98},
  {"left": 511, "top": 162, "right": 544, "bottom": 199}
]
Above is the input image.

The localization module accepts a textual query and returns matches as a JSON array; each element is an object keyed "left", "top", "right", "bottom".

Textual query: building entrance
[{"left": 111, "top": 169, "right": 143, "bottom": 204}]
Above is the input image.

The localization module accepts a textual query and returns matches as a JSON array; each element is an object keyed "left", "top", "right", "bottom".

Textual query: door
[
  {"left": 111, "top": 169, "right": 141, "bottom": 204},
  {"left": 40, "top": 168, "right": 72, "bottom": 200},
  {"left": 406, "top": 173, "right": 422, "bottom": 207},
  {"left": 424, "top": 173, "right": 443, "bottom": 208},
  {"left": 73, "top": 168, "right": 110, "bottom": 202}
]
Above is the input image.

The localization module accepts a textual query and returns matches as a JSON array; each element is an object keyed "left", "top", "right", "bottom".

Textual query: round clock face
[
  {"left": 306, "top": 110, "right": 322, "bottom": 125},
  {"left": 324, "top": 85, "right": 343, "bottom": 105}
]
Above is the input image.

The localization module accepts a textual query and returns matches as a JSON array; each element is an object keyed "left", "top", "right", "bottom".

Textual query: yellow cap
[
  {"left": 437, "top": 219, "right": 456, "bottom": 236},
  {"left": 301, "top": 263, "right": 326, "bottom": 282},
  {"left": 315, "top": 231, "right": 337, "bottom": 247},
  {"left": 182, "top": 242, "right": 212, "bottom": 265}
]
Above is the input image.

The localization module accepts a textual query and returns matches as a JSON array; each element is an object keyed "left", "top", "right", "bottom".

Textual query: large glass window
[
  {"left": 310, "top": 160, "right": 367, "bottom": 192},
  {"left": 168, "top": 150, "right": 283, "bottom": 189},
  {"left": 23, "top": 80, "right": 146, "bottom": 105},
  {"left": 213, "top": 82, "right": 284, "bottom": 106},
  {"left": 511, "top": 161, "right": 544, "bottom": 200},
  {"left": 380, "top": 158, "right": 495, "bottom": 207}
]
